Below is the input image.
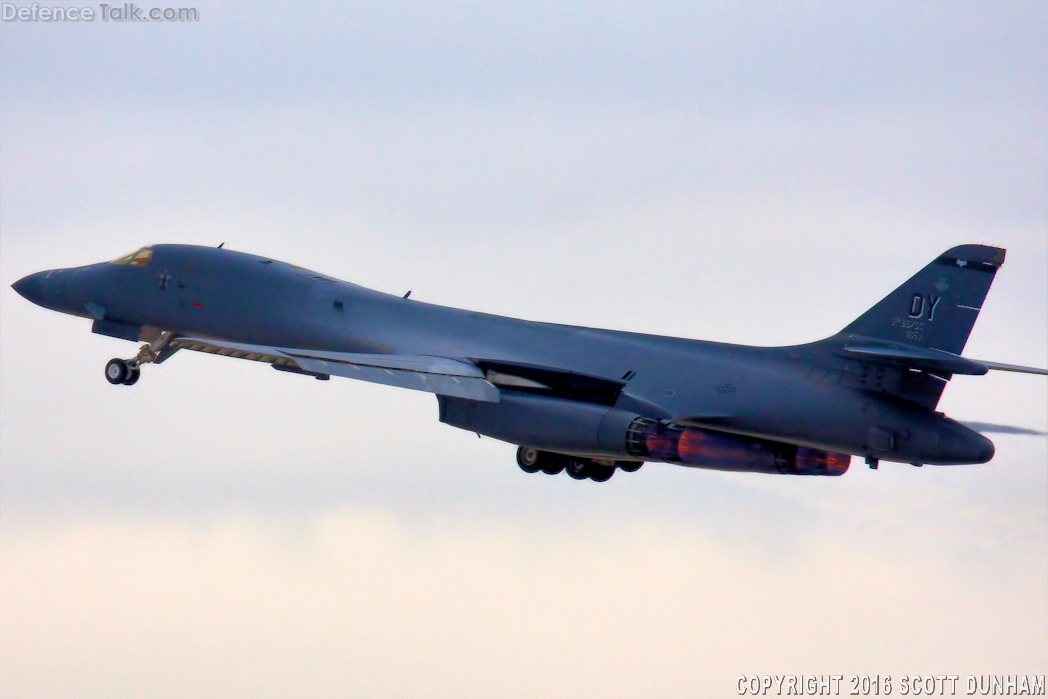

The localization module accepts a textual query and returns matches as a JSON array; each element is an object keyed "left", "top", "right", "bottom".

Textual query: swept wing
[{"left": 168, "top": 337, "right": 500, "bottom": 402}]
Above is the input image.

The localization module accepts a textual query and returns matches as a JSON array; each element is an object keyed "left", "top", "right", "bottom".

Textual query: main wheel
[
  {"left": 617, "top": 461, "right": 643, "bottom": 473},
  {"left": 539, "top": 456, "right": 566, "bottom": 475},
  {"left": 565, "top": 459, "right": 590, "bottom": 480},
  {"left": 588, "top": 464, "right": 615, "bottom": 482},
  {"left": 516, "top": 447, "right": 542, "bottom": 474},
  {"left": 123, "top": 366, "right": 141, "bottom": 385},
  {"left": 105, "top": 358, "right": 129, "bottom": 385}
]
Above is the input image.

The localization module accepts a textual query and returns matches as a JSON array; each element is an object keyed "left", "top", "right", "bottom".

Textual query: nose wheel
[
  {"left": 105, "top": 358, "right": 140, "bottom": 385},
  {"left": 103, "top": 331, "right": 175, "bottom": 386}
]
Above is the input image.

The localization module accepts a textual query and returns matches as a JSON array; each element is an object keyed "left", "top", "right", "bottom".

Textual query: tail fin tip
[
  {"left": 934, "top": 244, "right": 1006, "bottom": 273},
  {"left": 840, "top": 244, "right": 1006, "bottom": 356}
]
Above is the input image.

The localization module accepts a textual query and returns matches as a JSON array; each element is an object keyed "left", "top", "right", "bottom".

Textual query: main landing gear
[
  {"left": 104, "top": 331, "right": 176, "bottom": 386},
  {"left": 516, "top": 446, "right": 643, "bottom": 482}
]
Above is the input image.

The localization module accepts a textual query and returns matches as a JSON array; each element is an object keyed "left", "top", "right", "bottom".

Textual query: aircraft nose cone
[{"left": 11, "top": 270, "right": 48, "bottom": 307}]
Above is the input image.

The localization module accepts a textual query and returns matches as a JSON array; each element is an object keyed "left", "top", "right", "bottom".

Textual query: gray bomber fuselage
[{"left": 13, "top": 243, "right": 993, "bottom": 466}]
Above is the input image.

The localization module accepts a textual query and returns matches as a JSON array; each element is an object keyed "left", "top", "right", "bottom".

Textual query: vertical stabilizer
[{"left": 840, "top": 245, "right": 1005, "bottom": 356}]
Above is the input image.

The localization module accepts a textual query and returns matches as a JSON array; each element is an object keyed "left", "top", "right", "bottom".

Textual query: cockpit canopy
[{"left": 110, "top": 247, "right": 154, "bottom": 267}]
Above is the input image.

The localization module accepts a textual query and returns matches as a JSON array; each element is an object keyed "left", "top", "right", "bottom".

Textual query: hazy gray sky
[{"left": 1, "top": 2, "right": 1046, "bottom": 697}]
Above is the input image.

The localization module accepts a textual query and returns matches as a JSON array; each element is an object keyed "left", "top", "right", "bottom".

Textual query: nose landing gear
[
  {"left": 105, "top": 358, "right": 140, "bottom": 385},
  {"left": 104, "top": 331, "right": 176, "bottom": 386}
]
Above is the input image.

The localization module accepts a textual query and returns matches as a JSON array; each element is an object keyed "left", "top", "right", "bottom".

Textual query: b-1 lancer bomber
[{"left": 12, "top": 243, "right": 1046, "bottom": 482}]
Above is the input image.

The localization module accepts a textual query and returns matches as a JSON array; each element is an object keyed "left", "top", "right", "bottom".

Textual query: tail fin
[{"left": 840, "top": 244, "right": 1005, "bottom": 355}]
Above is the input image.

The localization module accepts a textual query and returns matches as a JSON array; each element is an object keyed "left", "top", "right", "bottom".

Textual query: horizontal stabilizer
[
  {"left": 841, "top": 343, "right": 988, "bottom": 375},
  {"left": 962, "top": 421, "right": 1046, "bottom": 436},
  {"left": 837, "top": 342, "right": 1047, "bottom": 377},
  {"left": 169, "top": 338, "right": 500, "bottom": 402},
  {"left": 977, "top": 360, "right": 1048, "bottom": 376}
]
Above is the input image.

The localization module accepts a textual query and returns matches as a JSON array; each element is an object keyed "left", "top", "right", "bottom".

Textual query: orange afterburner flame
[{"left": 639, "top": 422, "right": 850, "bottom": 476}]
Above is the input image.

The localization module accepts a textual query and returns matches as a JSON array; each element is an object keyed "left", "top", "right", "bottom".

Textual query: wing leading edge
[{"left": 168, "top": 337, "right": 500, "bottom": 402}]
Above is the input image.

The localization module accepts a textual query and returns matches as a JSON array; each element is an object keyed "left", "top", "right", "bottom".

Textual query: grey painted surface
[{"left": 15, "top": 242, "right": 1022, "bottom": 469}]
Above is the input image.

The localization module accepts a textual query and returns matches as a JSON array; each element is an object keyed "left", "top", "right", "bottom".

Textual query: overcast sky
[{"left": 1, "top": 2, "right": 1046, "bottom": 697}]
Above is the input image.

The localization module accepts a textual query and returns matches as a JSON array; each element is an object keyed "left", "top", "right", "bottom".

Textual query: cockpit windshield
[{"left": 110, "top": 247, "right": 154, "bottom": 267}]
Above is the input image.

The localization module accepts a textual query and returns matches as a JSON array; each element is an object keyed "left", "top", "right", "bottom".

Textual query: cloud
[{"left": 2, "top": 498, "right": 1045, "bottom": 699}]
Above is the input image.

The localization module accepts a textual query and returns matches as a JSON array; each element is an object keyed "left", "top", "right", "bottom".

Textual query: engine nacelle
[
  {"left": 438, "top": 394, "right": 850, "bottom": 476},
  {"left": 438, "top": 392, "right": 638, "bottom": 457},
  {"left": 625, "top": 418, "right": 850, "bottom": 476}
]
